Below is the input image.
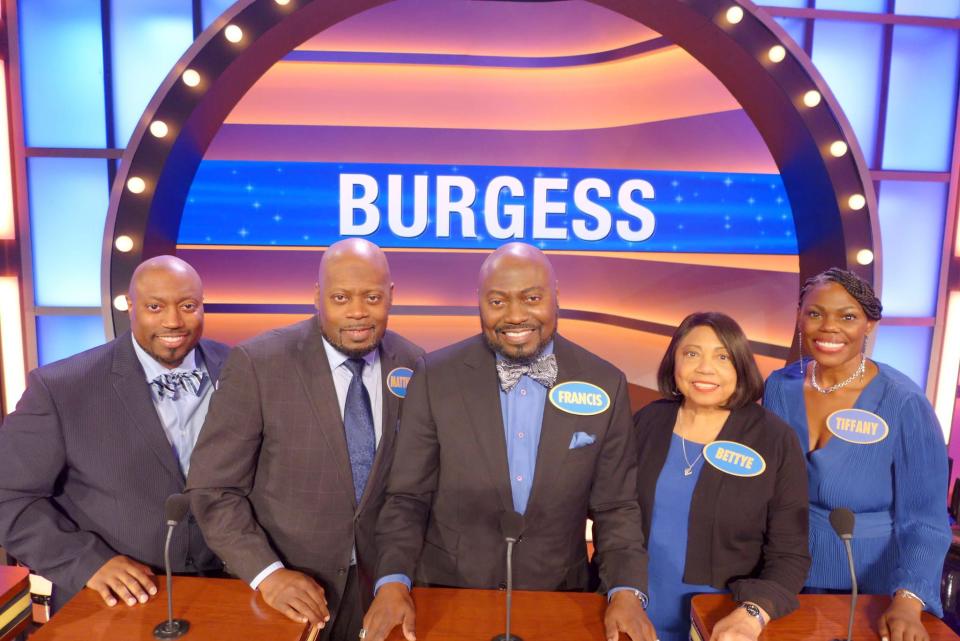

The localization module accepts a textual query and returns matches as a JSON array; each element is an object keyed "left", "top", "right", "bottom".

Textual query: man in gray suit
[
  {"left": 0, "top": 255, "right": 227, "bottom": 612},
  {"left": 364, "top": 243, "right": 655, "bottom": 641},
  {"left": 187, "top": 239, "right": 423, "bottom": 641}
]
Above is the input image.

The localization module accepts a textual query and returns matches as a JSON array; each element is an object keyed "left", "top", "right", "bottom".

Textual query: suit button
[
  {"left": 186, "top": 557, "right": 194, "bottom": 567},
  {"left": 188, "top": 515, "right": 196, "bottom": 525},
  {"left": 337, "top": 568, "right": 347, "bottom": 575},
  {"left": 498, "top": 582, "right": 507, "bottom": 591}
]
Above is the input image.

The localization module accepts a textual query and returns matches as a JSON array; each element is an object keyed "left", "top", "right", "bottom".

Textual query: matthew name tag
[
  {"left": 549, "top": 381, "right": 610, "bottom": 416},
  {"left": 826, "top": 408, "right": 888, "bottom": 444},
  {"left": 387, "top": 367, "right": 413, "bottom": 398},
  {"left": 704, "top": 440, "right": 766, "bottom": 477}
]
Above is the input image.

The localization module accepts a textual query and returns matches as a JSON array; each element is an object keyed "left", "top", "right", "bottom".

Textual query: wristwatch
[
  {"left": 738, "top": 602, "right": 767, "bottom": 628},
  {"left": 617, "top": 588, "right": 649, "bottom": 610}
]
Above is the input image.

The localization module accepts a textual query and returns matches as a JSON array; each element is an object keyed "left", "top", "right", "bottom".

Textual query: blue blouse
[
  {"left": 764, "top": 360, "right": 950, "bottom": 615},
  {"left": 647, "top": 434, "right": 722, "bottom": 641}
]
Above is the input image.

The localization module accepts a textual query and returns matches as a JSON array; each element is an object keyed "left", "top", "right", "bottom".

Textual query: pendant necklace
[
  {"left": 810, "top": 354, "right": 866, "bottom": 394},
  {"left": 680, "top": 436, "right": 704, "bottom": 477}
]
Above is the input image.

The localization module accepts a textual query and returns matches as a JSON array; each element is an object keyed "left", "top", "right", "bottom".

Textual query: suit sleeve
[
  {"left": 889, "top": 393, "right": 951, "bottom": 614},
  {"left": 590, "top": 373, "right": 649, "bottom": 593},
  {"left": 729, "top": 421, "right": 811, "bottom": 619},
  {"left": 375, "top": 355, "right": 438, "bottom": 580},
  {"left": 185, "top": 346, "right": 281, "bottom": 585},
  {"left": 0, "top": 370, "right": 116, "bottom": 595}
]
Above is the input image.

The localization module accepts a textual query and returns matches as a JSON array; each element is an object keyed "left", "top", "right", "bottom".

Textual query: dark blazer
[
  {"left": 634, "top": 399, "right": 810, "bottom": 619},
  {"left": 375, "top": 334, "right": 647, "bottom": 592},
  {"left": 186, "top": 318, "right": 423, "bottom": 611},
  {"left": 0, "top": 333, "right": 228, "bottom": 611}
]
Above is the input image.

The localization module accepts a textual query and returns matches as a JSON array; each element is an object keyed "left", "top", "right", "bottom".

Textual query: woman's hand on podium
[
  {"left": 604, "top": 590, "right": 657, "bottom": 641},
  {"left": 85, "top": 554, "right": 157, "bottom": 607},
  {"left": 258, "top": 568, "right": 330, "bottom": 627},
  {"left": 362, "top": 581, "right": 417, "bottom": 641},
  {"left": 879, "top": 593, "right": 928, "bottom": 641}
]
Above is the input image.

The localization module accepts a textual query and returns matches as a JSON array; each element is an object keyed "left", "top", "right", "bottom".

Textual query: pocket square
[{"left": 569, "top": 431, "right": 597, "bottom": 449}]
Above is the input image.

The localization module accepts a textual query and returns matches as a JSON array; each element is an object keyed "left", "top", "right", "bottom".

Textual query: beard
[
  {"left": 483, "top": 324, "right": 555, "bottom": 364},
  {"left": 320, "top": 326, "right": 381, "bottom": 359}
]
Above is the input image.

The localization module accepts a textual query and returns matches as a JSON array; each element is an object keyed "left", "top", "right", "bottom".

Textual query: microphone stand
[
  {"left": 838, "top": 537, "right": 858, "bottom": 641},
  {"left": 154, "top": 505, "right": 190, "bottom": 639},
  {"left": 491, "top": 536, "right": 522, "bottom": 641}
]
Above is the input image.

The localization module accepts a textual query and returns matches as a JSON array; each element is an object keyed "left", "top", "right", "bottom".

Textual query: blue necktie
[
  {"left": 151, "top": 369, "right": 204, "bottom": 399},
  {"left": 343, "top": 358, "right": 376, "bottom": 505}
]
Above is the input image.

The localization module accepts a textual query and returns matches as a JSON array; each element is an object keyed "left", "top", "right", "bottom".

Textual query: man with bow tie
[
  {"left": 363, "top": 243, "right": 656, "bottom": 641},
  {"left": 0, "top": 255, "right": 228, "bottom": 613}
]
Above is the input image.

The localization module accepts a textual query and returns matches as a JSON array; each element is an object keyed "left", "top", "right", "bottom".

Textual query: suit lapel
[
  {"left": 358, "top": 333, "right": 402, "bottom": 512},
  {"left": 198, "top": 339, "right": 224, "bottom": 385},
  {"left": 111, "top": 334, "right": 184, "bottom": 483},
  {"left": 459, "top": 337, "right": 514, "bottom": 513},
  {"left": 526, "top": 335, "right": 583, "bottom": 518},
  {"left": 293, "top": 319, "right": 357, "bottom": 503}
]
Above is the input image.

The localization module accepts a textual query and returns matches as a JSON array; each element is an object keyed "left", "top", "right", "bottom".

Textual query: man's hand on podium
[
  {"left": 258, "top": 568, "right": 330, "bottom": 627},
  {"left": 879, "top": 593, "right": 929, "bottom": 641},
  {"left": 604, "top": 590, "right": 657, "bottom": 641},
  {"left": 85, "top": 554, "right": 158, "bottom": 607},
  {"left": 708, "top": 603, "right": 767, "bottom": 641},
  {"left": 361, "top": 581, "right": 417, "bottom": 641}
]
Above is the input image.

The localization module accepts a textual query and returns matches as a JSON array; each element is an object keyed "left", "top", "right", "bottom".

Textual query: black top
[{"left": 633, "top": 399, "right": 810, "bottom": 619}]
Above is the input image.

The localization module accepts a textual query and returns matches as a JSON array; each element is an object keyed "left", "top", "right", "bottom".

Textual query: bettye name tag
[
  {"left": 549, "top": 381, "right": 610, "bottom": 416},
  {"left": 704, "top": 441, "right": 766, "bottom": 477},
  {"left": 387, "top": 367, "right": 413, "bottom": 398},
  {"left": 826, "top": 408, "right": 888, "bottom": 445}
]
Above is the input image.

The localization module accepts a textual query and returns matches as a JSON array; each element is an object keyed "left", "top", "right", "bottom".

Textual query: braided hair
[{"left": 798, "top": 267, "right": 882, "bottom": 321}]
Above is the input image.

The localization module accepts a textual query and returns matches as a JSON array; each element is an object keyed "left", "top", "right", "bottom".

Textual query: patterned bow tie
[
  {"left": 496, "top": 353, "right": 558, "bottom": 393},
  {"left": 151, "top": 369, "right": 204, "bottom": 399}
]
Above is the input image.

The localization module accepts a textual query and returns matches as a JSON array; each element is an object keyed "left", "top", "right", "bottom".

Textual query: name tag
[
  {"left": 386, "top": 367, "right": 413, "bottom": 398},
  {"left": 548, "top": 381, "right": 610, "bottom": 416},
  {"left": 826, "top": 408, "right": 888, "bottom": 445},
  {"left": 704, "top": 440, "right": 766, "bottom": 477}
]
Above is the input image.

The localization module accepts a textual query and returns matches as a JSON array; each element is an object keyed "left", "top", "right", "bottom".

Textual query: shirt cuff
[
  {"left": 375, "top": 574, "right": 412, "bottom": 594},
  {"left": 607, "top": 586, "right": 649, "bottom": 609},
  {"left": 250, "top": 562, "right": 284, "bottom": 590}
]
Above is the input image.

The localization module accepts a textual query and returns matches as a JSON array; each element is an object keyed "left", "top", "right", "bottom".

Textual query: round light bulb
[
  {"left": 725, "top": 6, "right": 744, "bottom": 24},
  {"left": 113, "top": 295, "right": 129, "bottom": 311},
  {"left": 848, "top": 194, "right": 866, "bottom": 210},
  {"left": 274, "top": 0, "right": 291, "bottom": 4},
  {"left": 829, "top": 140, "right": 848, "bottom": 157},
  {"left": 803, "top": 90, "right": 822, "bottom": 107},
  {"left": 149, "top": 120, "right": 168, "bottom": 138},
  {"left": 224, "top": 24, "right": 243, "bottom": 43},
  {"left": 768, "top": 45, "right": 786, "bottom": 63},
  {"left": 126, "top": 176, "right": 146, "bottom": 194},
  {"left": 856, "top": 249, "right": 874, "bottom": 266},
  {"left": 182, "top": 69, "right": 201, "bottom": 87},
  {"left": 114, "top": 235, "right": 134, "bottom": 252}
]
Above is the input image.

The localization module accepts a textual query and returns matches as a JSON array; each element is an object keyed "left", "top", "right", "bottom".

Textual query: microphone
[
  {"left": 154, "top": 494, "right": 191, "bottom": 639},
  {"left": 491, "top": 511, "right": 525, "bottom": 641},
  {"left": 829, "top": 508, "right": 857, "bottom": 641}
]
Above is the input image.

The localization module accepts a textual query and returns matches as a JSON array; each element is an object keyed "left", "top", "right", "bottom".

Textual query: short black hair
[
  {"left": 657, "top": 311, "right": 765, "bottom": 410},
  {"left": 798, "top": 267, "right": 882, "bottom": 321}
]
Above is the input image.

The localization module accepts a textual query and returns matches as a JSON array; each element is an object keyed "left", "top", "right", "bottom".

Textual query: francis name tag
[
  {"left": 387, "top": 367, "right": 413, "bottom": 398},
  {"left": 548, "top": 381, "right": 610, "bottom": 416},
  {"left": 826, "top": 408, "right": 888, "bottom": 445},
  {"left": 704, "top": 441, "right": 766, "bottom": 477}
]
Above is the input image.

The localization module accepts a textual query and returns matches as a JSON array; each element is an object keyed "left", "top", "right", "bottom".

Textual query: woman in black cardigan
[{"left": 634, "top": 312, "right": 809, "bottom": 641}]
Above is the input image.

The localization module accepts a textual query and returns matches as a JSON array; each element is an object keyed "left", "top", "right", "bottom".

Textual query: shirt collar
[
  {"left": 494, "top": 339, "right": 555, "bottom": 363},
  {"left": 321, "top": 336, "right": 379, "bottom": 373},
  {"left": 131, "top": 333, "right": 200, "bottom": 382}
]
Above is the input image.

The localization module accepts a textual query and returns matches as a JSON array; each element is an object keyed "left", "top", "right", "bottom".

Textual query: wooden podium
[
  {"left": 0, "top": 565, "right": 30, "bottom": 640},
  {"left": 691, "top": 594, "right": 959, "bottom": 641},
  {"left": 385, "top": 587, "right": 609, "bottom": 641},
  {"left": 28, "top": 576, "right": 308, "bottom": 641}
]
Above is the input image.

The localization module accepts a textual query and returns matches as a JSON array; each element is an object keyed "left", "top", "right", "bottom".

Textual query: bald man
[
  {"left": 0, "top": 255, "right": 228, "bottom": 612},
  {"left": 187, "top": 239, "right": 423, "bottom": 641},
  {"left": 364, "top": 243, "right": 654, "bottom": 641}
]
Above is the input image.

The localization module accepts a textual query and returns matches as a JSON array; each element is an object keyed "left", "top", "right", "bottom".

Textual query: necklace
[
  {"left": 810, "top": 354, "right": 866, "bottom": 394},
  {"left": 680, "top": 436, "right": 704, "bottom": 477}
]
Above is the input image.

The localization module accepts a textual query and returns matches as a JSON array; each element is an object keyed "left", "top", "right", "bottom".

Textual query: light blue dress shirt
[
  {"left": 131, "top": 335, "right": 211, "bottom": 477},
  {"left": 250, "top": 339, "right": 382, "bottom": 590}
]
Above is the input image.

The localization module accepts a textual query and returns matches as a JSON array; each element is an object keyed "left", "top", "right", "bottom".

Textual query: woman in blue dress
[
  {"left": 635, "top": 312, "right": 809, "bottom": 641},
  {"left": 765, "top": 268, "right": 950, "bottom": 641}
]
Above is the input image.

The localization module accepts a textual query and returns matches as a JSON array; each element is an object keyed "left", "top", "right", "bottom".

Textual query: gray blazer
[
  {"left": 186, "top": 318, "right": 424, "bottom": 611},
  {"left": 0, "top": 333, "right": 228, "bottom": 611}
]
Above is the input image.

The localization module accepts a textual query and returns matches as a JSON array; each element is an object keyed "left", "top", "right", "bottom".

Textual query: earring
[{"left": 798, "top": 329, "right": 805, "bottom": 377}]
